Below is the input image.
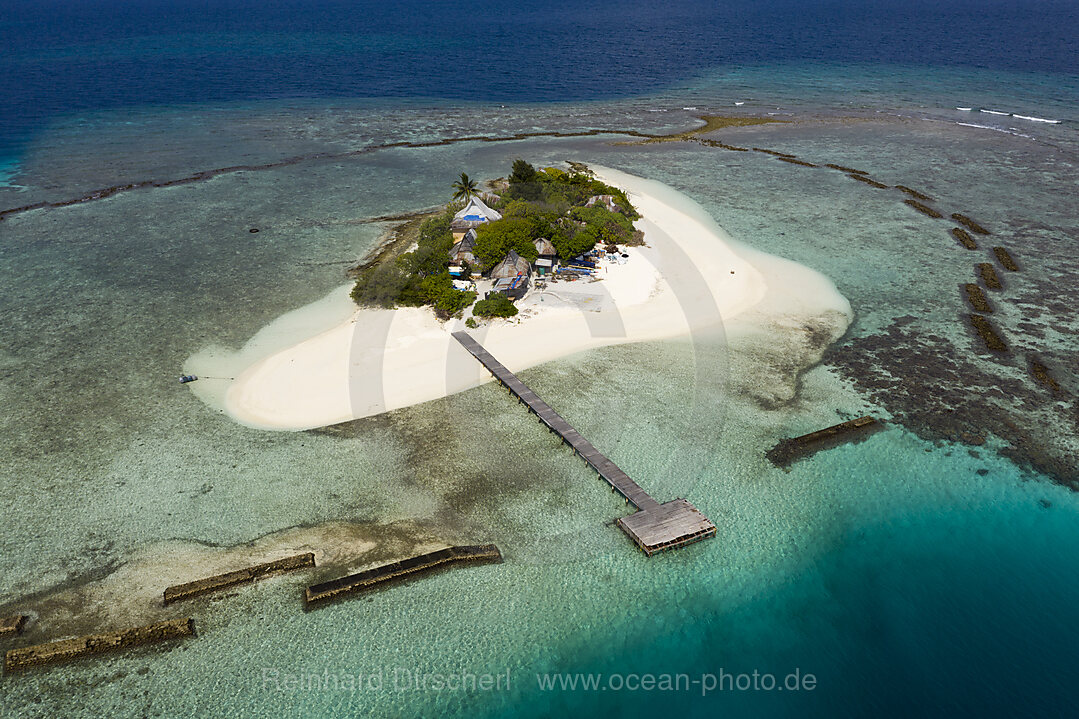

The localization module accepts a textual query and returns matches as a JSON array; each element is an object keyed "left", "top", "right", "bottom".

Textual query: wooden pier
[{"left": 452, "top": 331, "right": 715, "bottom": 556}]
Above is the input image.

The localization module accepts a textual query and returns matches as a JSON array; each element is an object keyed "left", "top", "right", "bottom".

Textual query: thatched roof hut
[
  {"left": 451, "top": 197, "right": 502, "bottom": 239},
  {"left": 490, "top": 249, "right": 531, "bottom": 279},
  {"left": 449, "top": 228, "right": 477, "bottom": 263},
  {"left": 454, "top": 196, "right": 502, "bottom": 223},
  {"left": 533, "top": 237, "right": 557, "bottom": 258}
]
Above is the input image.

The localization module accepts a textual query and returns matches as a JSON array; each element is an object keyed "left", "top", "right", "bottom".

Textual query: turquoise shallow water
[
  {"left": 1, "top": 63, "right": 1078, "bottom": 716},
  {"left": 0, "top": 157, "right": 19, "bottom": 188}
]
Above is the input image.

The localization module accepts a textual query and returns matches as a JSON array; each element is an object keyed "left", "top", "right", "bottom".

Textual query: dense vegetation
[
  {"left": 351, "top": 160, "right": 638, "bottom": 317},
  {"left": 505, "top": 160, "right": 637, "bottom": 218},
  {"left": 350, "top": 206, "right": 476, "bottom": 317},
  {"left": 472, "top": 162, "right": 639, "bottom": 268}
]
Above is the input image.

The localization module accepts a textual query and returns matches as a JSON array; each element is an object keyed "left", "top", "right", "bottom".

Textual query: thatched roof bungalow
[
  {"left": 451, "top": 196, "right": 502, "bottom": 239},
  {"left": 448, "top": 228, "right": 477, "bottom": 264},
  {"left": 533, "top": 237, "right": 557, "bottom": 258},
  {"left": 490, "top": 249, "right": 531, "bottom": 280}
]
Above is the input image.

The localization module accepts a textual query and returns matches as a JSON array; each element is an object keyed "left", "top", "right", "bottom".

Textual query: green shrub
[
  {"left": 569, "top": 206, "right": 636, "bottom": 242},
  {"left": 552, "top": 226, "right": 600, "bottom": 262},
  {"left": 418, "top": 272, "right": 452, "bottom": 304},
  {"left": 535, "top": 170, "right": 638, "bottom": 219},
  {"left": 473, "top": 294, "right": 519, "bottom": 318},
  {"left": 435, "top": 288, "right": 476, "bottom": 318},
  {"left": 413, "top": 272, "right": 476, "bottom": 318},
  {"left": 350, "top": 262, "right": 408, "bottom": 308},
  {"left": 398, "top": 212, "right": 455, "bottom": 277},
  {"left": 350, "top": 206, "right": 457, "bottom": 309}
]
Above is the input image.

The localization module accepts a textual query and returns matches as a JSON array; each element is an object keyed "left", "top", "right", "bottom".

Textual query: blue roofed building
[{"left": 451, "top": 196, "right": 502, "bottom": 239}]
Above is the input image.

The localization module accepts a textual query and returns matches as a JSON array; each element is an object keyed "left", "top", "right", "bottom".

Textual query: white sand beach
[{"left": 190, "top": 166, "right": 851, "bottom": 430}]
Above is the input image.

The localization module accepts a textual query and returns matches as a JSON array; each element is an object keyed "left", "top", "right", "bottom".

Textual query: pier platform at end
[{"left": 616, "top": 499, "right": 716, "bottom": 555}]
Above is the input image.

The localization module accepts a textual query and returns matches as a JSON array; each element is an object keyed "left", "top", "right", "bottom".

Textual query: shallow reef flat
[{"left": 2, "top": 93, "right": 1079, "bottom": 716}]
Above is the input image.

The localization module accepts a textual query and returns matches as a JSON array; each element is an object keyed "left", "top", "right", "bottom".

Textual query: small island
[
  {"left": 211, "top": 165, "right": 851, "bottom": 431},
  {"left": 350, "top": 160, "right": 643, "bottom": 323}
]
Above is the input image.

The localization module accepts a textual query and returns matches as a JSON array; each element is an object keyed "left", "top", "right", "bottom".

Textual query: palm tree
[{"left": 451, "top": 173, "right": 479, "bottom": 201}]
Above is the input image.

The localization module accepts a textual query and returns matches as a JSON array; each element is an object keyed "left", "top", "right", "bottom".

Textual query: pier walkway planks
[
  {"left": 453, "top": 331, "right": 657, "bottom": 509},
  {"left": 452, "top": 331, "right": 715, "bottom": 555}
]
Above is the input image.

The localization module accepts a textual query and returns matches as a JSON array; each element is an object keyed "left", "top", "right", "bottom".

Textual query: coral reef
[
  {"left": 951, "top": 227, "right": 978, "bottom": 249},
  {"left": 163, "top": 553, "right": 315, "bottom": 605},
  {"left": 978, "top": 262, "right": 1003, "bottom": 290},
  {"left": 5, "top": 618, "right": 194, "bottom": 672},
  {"left": 964, "top": 283, "right": 993, "bottom": 313},
  {"left": 1030, "top": 358, "right": 1063, "bottom": 394},
  {"left": 969, "top": 314, "right": 1008, "bottom": 352},
  {"left": 825, "top": 163, "right": 869, "bottom": 174},
  {"left": 895, "top": 185, "right": 934, "bottom": 201},
  {"left": 993, "top": 246, "right": 1019, "bottom": 271},
  {"left": 766, "top": 417, "right": 883, "bottom": 468},
  {"left": 305, "top": 545, "right": 502, "bottom": 608},
  {"left": 752, "top": 148, "right": 797, "bottom": 158},
  {"left": 952, "top": 213, "right": 990, "bottom": 234},
  {"left": 849, "top": 174, "right": 890, "bottom": 189},
  {"left": 697, "top": 139, "right": 749, "bottom": 151},
  {"left": 904, "top": 198, "right": 943, "bottom": 217}
]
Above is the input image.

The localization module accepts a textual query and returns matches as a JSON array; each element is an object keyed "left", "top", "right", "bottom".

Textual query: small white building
[{"left": 451, "top": 196, "right": 502, "bottom": 239}]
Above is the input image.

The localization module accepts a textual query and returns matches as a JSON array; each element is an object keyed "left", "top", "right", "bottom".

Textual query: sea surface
[{"left": 1, "top": 1, "right": 1078, "bottom": 717}]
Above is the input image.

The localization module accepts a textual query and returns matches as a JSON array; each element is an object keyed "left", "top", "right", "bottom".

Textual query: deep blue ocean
[
  {"left": 2, "top": 2, "right": 1078, "bottom": 718},
  {"left": 2, "top": 0, "right": 1078, "bottom": 158}
]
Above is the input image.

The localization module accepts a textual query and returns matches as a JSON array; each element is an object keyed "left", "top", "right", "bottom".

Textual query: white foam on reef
[
  {"left": 968, "top": 108, "right": 1061, "bottom": 124},
  {"left": 954, "top": 122, "right": 1032, "bottom": 139},
  {"left": 1012, "top": 114, "right": 1061, "bottom": 124}
]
